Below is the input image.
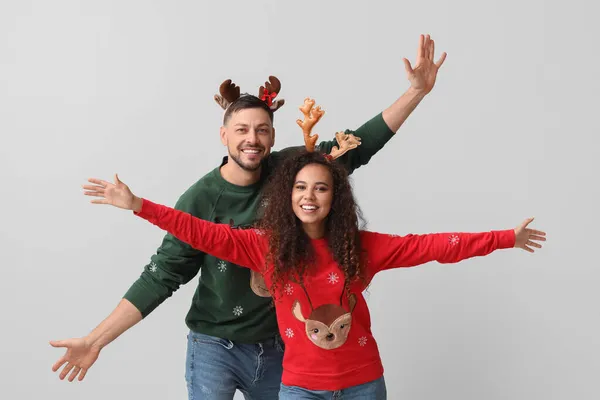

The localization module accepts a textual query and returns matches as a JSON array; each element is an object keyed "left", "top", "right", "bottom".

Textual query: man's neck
[{"left": 220, "top": 159, "right": 262, "bottom": 186}]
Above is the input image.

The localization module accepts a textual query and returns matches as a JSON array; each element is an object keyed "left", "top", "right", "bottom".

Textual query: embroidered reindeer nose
[{"left": 326, "top": 333, "right": 335, "bottom": 341}]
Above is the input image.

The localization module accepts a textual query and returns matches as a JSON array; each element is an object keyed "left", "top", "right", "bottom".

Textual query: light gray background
[{"left": 1, "top": 0, "right": 597, "bottom": 399}]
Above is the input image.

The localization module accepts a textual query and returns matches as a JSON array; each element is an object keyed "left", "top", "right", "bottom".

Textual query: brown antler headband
[
  {"left": 214, "top": 76, "right": 285, "bottom": 111},
  {"left": 258, "top": 76, "right": 285, "bottom": 111},
  {"left": 214, "top": 79, "right": 241, "bottom": 110},
  {"left": 297, "top": 98, "right": 361, "bottom": 160}
]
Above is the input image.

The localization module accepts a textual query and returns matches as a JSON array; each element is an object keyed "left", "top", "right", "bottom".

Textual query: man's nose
[{"left": 245, "top": 130, "right": 259, "bottom": 144}]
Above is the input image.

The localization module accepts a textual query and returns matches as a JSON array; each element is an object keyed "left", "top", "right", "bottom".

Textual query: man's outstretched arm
[
  {"left": 50, "top": 181, "right": 207, "bottom": 382},
  {"left": 50, "top": 299, "right": 142, "bottom": 382},
  {"left": 382, "top": 33, "right": 447, "bottom": 132},
  {"left": 318, "top": 34, "right": 447, "bottom": 173}
]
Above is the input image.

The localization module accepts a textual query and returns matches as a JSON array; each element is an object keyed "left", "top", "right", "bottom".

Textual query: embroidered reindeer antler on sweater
[{"left": 297, "top": 98, "right": 362, "bottom": 160}]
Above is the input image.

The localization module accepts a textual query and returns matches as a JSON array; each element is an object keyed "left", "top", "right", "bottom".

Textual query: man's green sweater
[{"left": 123, "top": 112, "right": 395, "bottom": 343}]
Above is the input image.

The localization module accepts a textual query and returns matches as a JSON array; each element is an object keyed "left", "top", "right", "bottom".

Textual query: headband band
[{"left": 214, "top": 76, "right": 285, "bottom": 111}]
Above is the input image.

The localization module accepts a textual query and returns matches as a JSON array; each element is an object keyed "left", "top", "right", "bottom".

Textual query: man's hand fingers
[
  {"left": 423, "top": 34, "right": 430, "bottom": 54},
  {"left": 435, "top": 52, "right": 447, "bottom": 68},
  {"left": 52, "top": 357, "right": 67, "bottom": 372},
  {"left": 417, "top": 34, "right": 424, "bottom": 59},
  {"left": 78, "top": 368, "right": 88, "bottom": 381},
  {"left": 429, "top": 39, "right": 435, "bottom": 60},
  {"left": 59, "top": 363, "right": 75, "bottom": 380},
  {"left": 403, "top": 58, "right": 414, "bottom": 75},
  {"left": 49, "top": 340, "right": 68, "bottom": 348},
  {"left": 68, "top": 367, "right": 81, "bottom": 382}
]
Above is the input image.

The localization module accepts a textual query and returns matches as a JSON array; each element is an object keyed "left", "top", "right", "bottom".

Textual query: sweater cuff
[
  {"left": 123, "top": 281, "right": 160, "bottom": 319},
  {"left": 493, "top": 229, "right": 516, "bottom": 249},
  {"left": 133, "top": 198, "right": 158, "bottom": 219},
  {"left": 350, "top": 112, "right": 395, "bottom": 149}
]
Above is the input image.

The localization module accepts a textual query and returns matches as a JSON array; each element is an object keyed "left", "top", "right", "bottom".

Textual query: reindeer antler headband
[
  {"left": 296, "top": 98, "right": 362, "bottom": 161},
  {"left": 214, "top": 76, "right": 285, "bottom": 112}
]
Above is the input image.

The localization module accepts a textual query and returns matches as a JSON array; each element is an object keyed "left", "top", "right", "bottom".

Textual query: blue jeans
[
  {"left": 279, "top": 376, "right": 387, "bottom": 400},
  {"left": 185, "top": 330, "right": 284, "bottom": 400}
]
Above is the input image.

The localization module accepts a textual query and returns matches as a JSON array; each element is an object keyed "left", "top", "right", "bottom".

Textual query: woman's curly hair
[{"left": 256, "top": 150, "right": 367, "bottom": 297}]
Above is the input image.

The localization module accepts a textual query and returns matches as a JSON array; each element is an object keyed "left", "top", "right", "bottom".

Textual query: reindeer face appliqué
[
  {"left": 292, "top": 292, "right": 357, "bottom": 350},
  {"left": 250, "top": 270, "right": 271, "bottom": 298}
]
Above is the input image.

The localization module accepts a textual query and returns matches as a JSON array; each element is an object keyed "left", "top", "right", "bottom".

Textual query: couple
[{"left": 50, "top": 35, "right": 546, "bottom": 399}]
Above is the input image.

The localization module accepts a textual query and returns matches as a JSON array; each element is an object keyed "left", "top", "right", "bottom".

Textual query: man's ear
[{"left": 220, "top": 126, "right": 227, "bottom": 146}]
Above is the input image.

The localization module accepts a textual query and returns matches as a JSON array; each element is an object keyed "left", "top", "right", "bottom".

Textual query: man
[{"left": 51, "top": 34, "right": 446, "bottom": 399}]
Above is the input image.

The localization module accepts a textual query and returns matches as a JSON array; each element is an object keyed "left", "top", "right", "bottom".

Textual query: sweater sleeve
[
  {"left": 122, "top": 186, "right": 206, "bottom": 318},
  {"left": 361, "top": 229, "right": 516, "bottom": 277},
  {"left": 134, "top": 199, "right": 267, "bottom": 272},
  {"left": 316, "top": 112, "right": 395, "bottom": 175}
]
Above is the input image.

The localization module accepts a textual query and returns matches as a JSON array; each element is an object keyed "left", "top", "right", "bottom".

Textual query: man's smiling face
[{"left": 220, "top": 107, "right": 275, "bottom": 172}]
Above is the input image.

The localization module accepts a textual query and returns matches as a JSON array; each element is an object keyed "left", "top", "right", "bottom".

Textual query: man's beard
[{"left": 229, "top": 147, "right": 265, "bottom": 172}]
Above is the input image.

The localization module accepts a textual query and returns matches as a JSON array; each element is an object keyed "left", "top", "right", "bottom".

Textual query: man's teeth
[
  {"left": 302, "top": 205, "right": 317, "bottom": 210},
  {"left": 242, "top": 149, "right": 260, "bottom": 154}
]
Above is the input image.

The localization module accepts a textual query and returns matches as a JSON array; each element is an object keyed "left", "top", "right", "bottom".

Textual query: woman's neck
[{"left": 302, "top": 223, "right": 325, "bottom": 239}]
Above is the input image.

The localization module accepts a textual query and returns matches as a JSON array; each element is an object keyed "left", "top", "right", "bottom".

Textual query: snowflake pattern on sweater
[{"left": 134, "top": 199, "right": 516, "bottom": 391}]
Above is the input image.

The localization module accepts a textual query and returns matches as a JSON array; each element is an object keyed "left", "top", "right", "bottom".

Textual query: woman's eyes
[{"left": 294, "top": 185, "right": 328, "bottom": 192}]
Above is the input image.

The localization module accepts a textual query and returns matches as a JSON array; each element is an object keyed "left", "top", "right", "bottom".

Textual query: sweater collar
[{"left": 210, "top": 156, "right": 267, "bottom": 193}]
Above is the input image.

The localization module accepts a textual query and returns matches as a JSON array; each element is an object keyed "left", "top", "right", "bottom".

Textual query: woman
[{"left": 83, "top": 150, "right": 546, "bottom": 399}]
